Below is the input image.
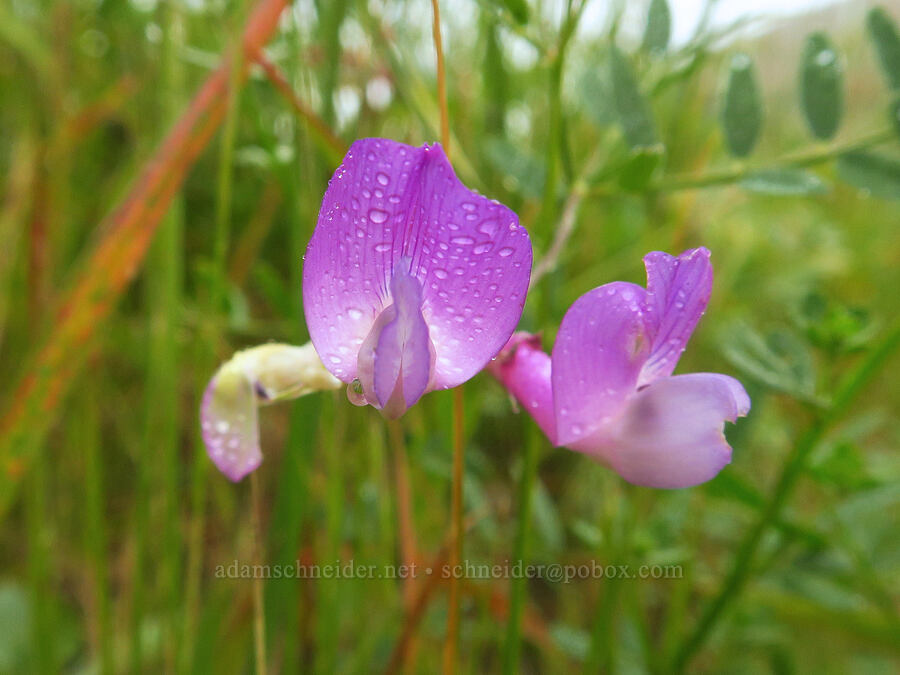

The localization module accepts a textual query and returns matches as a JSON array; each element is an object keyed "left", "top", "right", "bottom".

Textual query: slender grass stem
[
  {"left": 317, "top": 392, "right": 345, "bottom": 673},
  {"left": 673, "top": 319, "right": 900, "bottom": 671},
  {"left": 250, "top": 472, "right": 268, "bottom": 675},
  {"left": 82, "top": 380, "right": 112, "bottom": 675},
  {"left": 183, "top": 18, "right": 247, "bottom": 671},
  {"left": 145, "top": 2, "right": 185, "bottom": 669},
  {"left": 501, "top": 422, "right": 540, "bottom": 674},
  {"left": 431, "top": 0, "right": 450, "bottom": 153},
  {"left": 443, "top": 387, "right": 465, "bottom": 675},
  {"left": 427, "top": 4, "right": 465, "bottom": 670},
  {"left": 388, "top": 419, "right": 418, "bottom": 610},
  {"left": 26, "top": 431, "right": 54, "bottom": 674},
  {"left": 537, "top": 0, "right": 584, "bottom": 232}
]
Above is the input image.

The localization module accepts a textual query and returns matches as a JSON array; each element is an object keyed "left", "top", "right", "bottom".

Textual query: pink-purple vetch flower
[
  {"left": 201, "top": 343, "right": 342, "bottom": 481},
  {"left": 489, "top": 247, "right": 750, "bottom": 489},
  {"left": 303, "top": 138, "right": 533, "bottom": 418}
]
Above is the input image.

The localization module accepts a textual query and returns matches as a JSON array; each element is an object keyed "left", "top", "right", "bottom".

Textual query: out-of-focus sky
[
  {"left": 578, "top": 0, "right": 846, "bottom": 45},
  {"left": 670, "top": 0, "right": 842, "bottom": 43}
]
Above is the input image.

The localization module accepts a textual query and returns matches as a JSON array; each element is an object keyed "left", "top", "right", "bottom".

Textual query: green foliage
[
  {"left": 867, "top": 7, "right": 900, "bottom": 90},
  {"left": 800, "top": 32, "right": 843, "bottom": 140},
  {"left": 721, "top": 53, "right": 763, "bottom": 157},
  {"left": 495, "top": 0, "right": 529, "bottom": 25},
  {"left": 642, "top": 0, "right": 671, "bottom": 55},
  {"left": 837, "top": 150, "right": 900, "bottom": 199},
  {"left": 740, "top": 168, "right": 829, "bottom": 196},
  {"left": 609, "top": 45, "right": 657, "bottom": 148},
  {"left": 0, "top": 1, "right": 898, "bottom": 673}
]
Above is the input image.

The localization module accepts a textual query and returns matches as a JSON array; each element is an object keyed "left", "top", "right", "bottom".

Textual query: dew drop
[
  {"left": 369, "top": 209, "right": 388, "bottom": 224},
  {"left": 450, "top": 235, "right": 475, "bottom": 245},
  {"left": 478, "top": 220, "right": 498, "bottom": 236},
  {"left": 498, "top": 246, "right": 514, "bottom": 257}
]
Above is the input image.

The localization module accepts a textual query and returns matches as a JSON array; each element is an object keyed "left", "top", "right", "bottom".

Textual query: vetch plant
[
  {"left": 302, "top": 137, "right": 533, "bottom": 418},
  {"left": 200, "top": 138, "right": 533, "bottom": 479},
  {"left": 201, "top": 343, "right": 341, "bottom": 481},
  {"left": 490, "top": 248, "right": 750, "bottom": 489}
]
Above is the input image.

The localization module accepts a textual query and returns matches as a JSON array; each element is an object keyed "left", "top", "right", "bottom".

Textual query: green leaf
[
  {"left": 494, "top": 0, "right": 529, "bottom": 24},
  {"left": 721, "top": 53, "right": 763, "bottom": 157},
  {"left": 609, "top": 46, "right": 657, "bottom": 148},
  {"left": 890, "top": 96, "right": 900, "bottom": 138},
  {"left": 800, "top": 33, "right": 843, "bottom": 140},
  {"left": 810, "top": 442, "right": 872, "bottom": 490},
  {"left": 837, "top": 150, "right": 900, "bottom": 199},
  {"left": 550, "top": 624, "right": 590, "bottom": 662},
  {"left": 570, "top": 519, "right": 604, "bottom": 548},
  {"left": 531, "top": 480, "right": 564, "bottom": 552},
  {"left": 618, "top": 143, "right": 665, "bottom": 191},
  {"left": 867, "top": 7, "right": 900, "bottom": 91},
  {"left": 484, "top": 137, "right": 546, "bottom": 196},
  {"left": 797, "top": 291, "right": 875, "bottom": 354},
  {"left": 0, "top": 583, "right": 30, "bottom": 673},
  {"left": 580, "top": 56, "right": 616, "bottom": 127},
  {"left": 722, "top": 324, "right": 816, "bottom": 400},
  {"left": 642, "top": 0, "right": 671, "bottom": 54},
  {"left": 739, "top": 169, "right": 828, "bottom": 196}
]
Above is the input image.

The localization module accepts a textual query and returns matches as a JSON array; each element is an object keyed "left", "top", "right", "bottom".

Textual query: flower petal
[
  {"left": 575, "top": 373, "right": 750, "bottom": 489},
  {"left": 411, "top": 146, "right": 532, "bottom": 390},
  {"left": 487, "top": 333, "right": 556, "bottom": 443},
  {"left": 551, "top": 282, "right": 650, "bottom": 446},
  {"left": 200, "top": 343, "right": 342, "bottom": 481},
  {"left": 357, "top": 263, "right": 434, "bottom": 418},
  {"left": 303, "top": 138, "right": 421, "bottom": 383},
  {"left": 638, "top": 248, "right": 713, "bottom": 387},
  {"left": 201, "top": 364, "right": 261, "bottom": 482},
  {"left": 303, "top": 138, "right": 532, "bottom": 392}
]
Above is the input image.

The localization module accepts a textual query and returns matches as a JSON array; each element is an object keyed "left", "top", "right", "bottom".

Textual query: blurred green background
[{"left": 0, "top": 0, "right": 898, "bottom": 672}]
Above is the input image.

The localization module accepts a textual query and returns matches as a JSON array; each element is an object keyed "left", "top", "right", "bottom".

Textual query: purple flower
[
  {"left": 303, "top": 138, "right": 532, "bottom": 418},
  {"left": 490, "top": 248, "right": 750, "bottom": 489},
  {"left": 201, "top": 343, "right": 341, "bottom": 481}
]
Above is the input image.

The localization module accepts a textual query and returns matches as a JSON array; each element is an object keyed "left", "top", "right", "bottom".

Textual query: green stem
[
  {"left": 673, "top": 319, "right": 900, "bottom": 671},
  {"left": 443, "top": 386, "right": 466, "bottom": 674},
  {"left": 316, "top": 392, "right": 344, "bottom": 674},
  {"left": 145, "top": 1, "right": 185, "bottom": 669},
  {"left": 182, "top": 20, "right": 245, "bottom": 672},
  {"left": 501, "top": 422, "right": 540, "bottom": 674},
  {"left": 250, "top": 472, "right": 268, "bottom": 675},
  {"left": 83, "top": 382, "right": 112, "bottom": 675},
  {"left": 27, "top": 414, "right": 54, "bottom": 674},
  {"left": 537, "top": 0, "right": 583, "bottom": 230},
  {"left": 653, "top": 128, "right": 895, "bottom": 192}
]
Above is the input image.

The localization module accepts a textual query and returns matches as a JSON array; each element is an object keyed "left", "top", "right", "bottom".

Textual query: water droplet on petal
[{"left": 450, "top": 235, "right": 475, "bottom": 245}]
